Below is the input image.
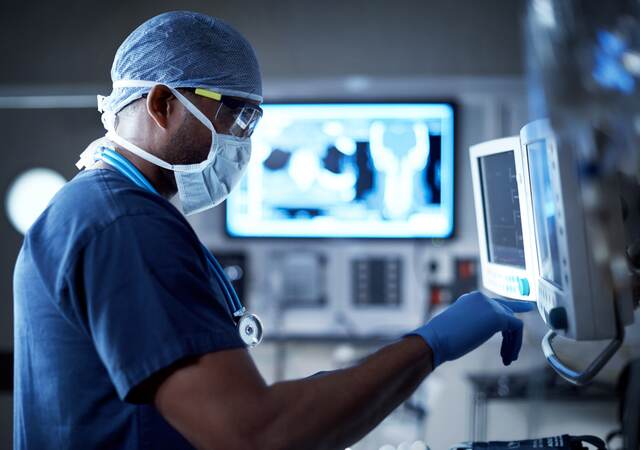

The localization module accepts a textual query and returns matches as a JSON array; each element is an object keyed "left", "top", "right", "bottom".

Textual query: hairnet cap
[{"left": 102, "top": 11, "right": 262, "bottom": 115}]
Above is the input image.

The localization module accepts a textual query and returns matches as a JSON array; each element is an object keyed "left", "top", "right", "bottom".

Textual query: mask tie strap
[{"left": 105, "top": 130, "right": 175, "bottom": 171}]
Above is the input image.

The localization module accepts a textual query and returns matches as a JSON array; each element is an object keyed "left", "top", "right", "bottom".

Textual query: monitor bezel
[
  {"left": 223, "top": 99, "right": 457, "bottom": 241},
  {"left": 469, "top": 136, "right": 539, "bottom": 301}
]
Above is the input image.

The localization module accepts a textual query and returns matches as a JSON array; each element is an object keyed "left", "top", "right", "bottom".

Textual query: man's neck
[{"left": 97, "top": 146, "right": 177, "bottom": 199}]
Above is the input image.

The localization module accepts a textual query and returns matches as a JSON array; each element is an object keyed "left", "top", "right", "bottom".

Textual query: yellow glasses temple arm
[{"left": 194, "top": 88, "right": 222, "bottom": 101}]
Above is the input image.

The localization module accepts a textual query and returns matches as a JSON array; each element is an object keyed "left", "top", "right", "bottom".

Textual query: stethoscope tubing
[{"left": 97, "top": 147, "right": 245, "bottom": 319}]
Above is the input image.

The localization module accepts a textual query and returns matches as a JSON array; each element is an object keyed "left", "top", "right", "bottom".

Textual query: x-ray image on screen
[
  {"left": 225, "top": 103, "right": 455, "bottom": 238},
  {"left": 478, "top": 151, "right": 526, "bottom": 268},
  {"left": 528, "top": 140, "right": 563, "bottom": 287}
]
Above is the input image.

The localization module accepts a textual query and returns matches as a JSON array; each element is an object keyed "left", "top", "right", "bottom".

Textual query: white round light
[{"left": 6, "top": 168, "right": 67, "bottom": 235}]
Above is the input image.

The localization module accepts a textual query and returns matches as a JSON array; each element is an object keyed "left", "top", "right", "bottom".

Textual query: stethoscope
[{"left": 96, "top": 147, "right": 264, "bottom": 347}]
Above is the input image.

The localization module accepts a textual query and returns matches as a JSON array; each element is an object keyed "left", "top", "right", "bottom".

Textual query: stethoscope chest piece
[{"left": 238, "top": 313, "right": 264, "bottom": 348}]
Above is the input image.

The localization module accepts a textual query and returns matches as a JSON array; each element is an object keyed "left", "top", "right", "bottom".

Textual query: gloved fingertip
[
  {"left": 511, "top": 327, "right": 523, "bottom": 363},
  {"left": 496, "top": 299, "right": 536, "bottom": 313}
]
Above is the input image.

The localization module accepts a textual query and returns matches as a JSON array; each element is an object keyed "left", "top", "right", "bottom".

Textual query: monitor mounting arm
[{"left": 542, "top": 313, "right": 625, "bottom": 386}]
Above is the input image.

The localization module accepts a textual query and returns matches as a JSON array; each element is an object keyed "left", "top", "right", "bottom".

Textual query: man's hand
[{"left": 407, "top": 291, "right": 535, "bottom": 367}]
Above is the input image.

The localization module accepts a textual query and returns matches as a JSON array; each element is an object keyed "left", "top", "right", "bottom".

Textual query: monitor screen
[
  {"left": 225, "top": 102, "right": 455, "bottom": 238},
  {"left": 527, "top": 140, "right": 563, "bottom": 287},
  {"left": 478, "top": 151, "right": 526, "bottom": 268}
]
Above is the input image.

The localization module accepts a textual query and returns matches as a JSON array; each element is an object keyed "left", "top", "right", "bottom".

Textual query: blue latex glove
[{"left": 408, "top": 291, "right": 535, "bottom": 368}]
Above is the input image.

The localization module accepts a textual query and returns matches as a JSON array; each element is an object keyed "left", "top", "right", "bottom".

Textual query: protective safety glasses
[{"left": 193, "top": 88, "right": 263, "bottom": 138}]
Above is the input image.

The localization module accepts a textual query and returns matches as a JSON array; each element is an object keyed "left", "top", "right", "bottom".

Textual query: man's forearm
[
  {"left": 156, "top": 292, "right": 531, "bottom": 450},
  {"left": 257, "top": 336, "right": 432, "bottom": 450}
]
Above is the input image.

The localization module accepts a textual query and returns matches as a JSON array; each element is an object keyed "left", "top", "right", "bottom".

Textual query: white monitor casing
[{"left": 470, "top": 136, "right": 539, "bottom": 302}]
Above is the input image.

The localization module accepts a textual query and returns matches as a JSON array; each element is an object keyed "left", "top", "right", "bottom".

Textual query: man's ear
[{"left": 145, "top": 85, "right": 177, "bottom": 130}]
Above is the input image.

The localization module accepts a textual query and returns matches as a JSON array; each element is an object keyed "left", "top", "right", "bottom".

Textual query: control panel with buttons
[{"left": 483, "top": 270, "right": 533, "bottom": 300}]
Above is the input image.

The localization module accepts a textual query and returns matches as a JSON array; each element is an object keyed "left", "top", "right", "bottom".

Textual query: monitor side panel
[{"left": 521, "top": 119, "right": 618, "bottom": 340}]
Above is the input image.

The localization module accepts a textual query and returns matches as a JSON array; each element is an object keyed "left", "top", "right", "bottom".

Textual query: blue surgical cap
[{"left": 101, "top": 11, "right": 263, "bottom": 115}]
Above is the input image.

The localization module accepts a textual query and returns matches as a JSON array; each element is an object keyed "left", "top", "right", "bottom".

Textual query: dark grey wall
[{"left": 0, "top": 0, "right": 524, "bottom": 87}]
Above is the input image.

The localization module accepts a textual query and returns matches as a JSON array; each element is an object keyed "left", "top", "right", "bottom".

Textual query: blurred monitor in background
[{"left": 225, "top": 102, "right": 455, "bottom": 238}]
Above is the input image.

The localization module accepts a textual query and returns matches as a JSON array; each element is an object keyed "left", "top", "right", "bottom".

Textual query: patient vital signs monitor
[
  {"left": 472, "top": 119, "right": 635, "bottom": 384},
  {"left": 470, "top": 137, "right": 538, "bottom": 301},
  {"left": 225, "top": 102, "right": 455, "bottom": 239}
]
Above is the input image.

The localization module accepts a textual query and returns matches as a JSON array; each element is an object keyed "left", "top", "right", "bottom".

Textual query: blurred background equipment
[{"left": 525, "top": 0, "right": 640, "bottom": 396}]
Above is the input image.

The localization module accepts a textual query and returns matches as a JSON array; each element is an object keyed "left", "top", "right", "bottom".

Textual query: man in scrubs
[{"left": 13, "top": 11, "right": 534, "bottom": 450}]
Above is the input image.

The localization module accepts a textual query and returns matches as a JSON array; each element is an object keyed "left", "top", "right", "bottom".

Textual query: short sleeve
[{"left": 74, "top": 212, "right": 245, "bottom": 402}]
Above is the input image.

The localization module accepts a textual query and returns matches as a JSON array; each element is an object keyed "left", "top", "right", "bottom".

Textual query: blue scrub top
[{"left": 13, "top": 167, "right": 245, "bottom": 450}]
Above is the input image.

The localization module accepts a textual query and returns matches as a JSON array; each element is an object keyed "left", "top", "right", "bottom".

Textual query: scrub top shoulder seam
[{"left": 59, "top": 209, "right": 188, "bottom": 284}]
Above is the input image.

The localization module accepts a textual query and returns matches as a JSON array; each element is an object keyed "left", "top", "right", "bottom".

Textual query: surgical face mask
[{"left": 98, "top": 81, "right": 252, "bottom": 215}]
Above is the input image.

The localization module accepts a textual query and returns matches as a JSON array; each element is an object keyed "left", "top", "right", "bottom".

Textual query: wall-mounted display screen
[{"left": 225, "top": 102, "right": 455, "bottom": 238}]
